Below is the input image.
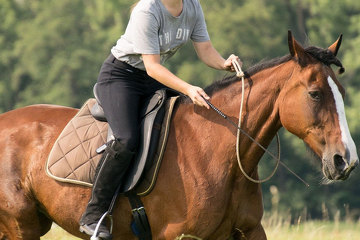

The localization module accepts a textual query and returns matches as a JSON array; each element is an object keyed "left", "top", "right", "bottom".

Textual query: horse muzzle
[{"left": 322, "top": 153, "right": 359, "bottom": 180}]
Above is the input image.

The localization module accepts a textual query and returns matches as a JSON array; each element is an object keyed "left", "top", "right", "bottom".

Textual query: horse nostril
[{"left": 334, "top": 154, "right": 346, "bottom": 170}]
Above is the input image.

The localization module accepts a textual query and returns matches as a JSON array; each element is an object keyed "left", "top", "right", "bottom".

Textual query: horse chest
[{"left": 183, "top": 189, "right": 260, "bottom": 237}]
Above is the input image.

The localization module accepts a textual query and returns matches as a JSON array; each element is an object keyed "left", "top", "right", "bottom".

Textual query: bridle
[{"left": 204, "top": 60, "right": 309, "bottom": 186}]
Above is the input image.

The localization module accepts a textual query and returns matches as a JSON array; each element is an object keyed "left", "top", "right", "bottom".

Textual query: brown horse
[{"left": 0, "top": 32, "right": 358, "bottom": 240}]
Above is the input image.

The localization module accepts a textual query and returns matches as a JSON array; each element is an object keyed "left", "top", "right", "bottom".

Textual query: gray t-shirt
[{"left": 111, "top": 0, "right": 210, "bottom": 71}]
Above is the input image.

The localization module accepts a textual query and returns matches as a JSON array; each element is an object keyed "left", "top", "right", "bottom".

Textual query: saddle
[
  {"left": 46, "top": 84, "right": 179, "bottom": 194},
  {"left": 91, "top": 84, "right": 177, "bottom": 192}
]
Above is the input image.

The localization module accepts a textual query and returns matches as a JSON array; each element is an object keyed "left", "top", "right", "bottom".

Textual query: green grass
[
  {"left": 41, "top": 219, "right": 360, "bottom": 240},
  {"left": 268, "top": 221, "right": 359, "bottom": 240},
  {"left": 41, "top": 225, "right": 81, "bottom": 240},
  {"left": 263, "top": 212, "right": 360, "bottom": 240},
  {"left": 264, "top": 220, "right": 360, "bottom": 240}
]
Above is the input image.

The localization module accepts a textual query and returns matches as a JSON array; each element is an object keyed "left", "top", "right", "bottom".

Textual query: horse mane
[
  {"left": 204, "top": 46, "right": 345, "bottom": 97},
  {"left": 179, "top": 45, "right": 345, "bottom": 102},
  {"left": 304, "top": 46, "right": 345, "bottom": 74},
  {"left": 204, "top": 54, "right": 292, "bottom": 96}
]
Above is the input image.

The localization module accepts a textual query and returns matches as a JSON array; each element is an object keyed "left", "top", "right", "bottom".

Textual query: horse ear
[
  {"left": 288, "top": 30, "right": 307, "bottom": 61},
  {"left": 328, "top": 34, "right": 343, "bottom": 56}
]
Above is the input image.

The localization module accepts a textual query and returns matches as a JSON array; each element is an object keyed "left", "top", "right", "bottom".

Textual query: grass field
[
  {"left": 263, "top": 216, "right": 360, "bottom": 240},
  {"left": 41, "top": 218, "right": 360, "bottom": 240},
  {"left": 41, "top": 225, "right": 81, "bottom": 240}
]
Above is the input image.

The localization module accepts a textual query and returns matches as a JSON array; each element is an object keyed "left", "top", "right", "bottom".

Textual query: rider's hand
[
  {"left": 224, "top": 54, "right": 242, "bottom": 72},
  {"left": 186, "top": 85, "right": 210, "bottom": 109}
]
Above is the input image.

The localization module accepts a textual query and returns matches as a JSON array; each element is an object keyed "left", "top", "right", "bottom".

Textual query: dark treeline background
[{"left": 1, "top": 0, "right": 360, "bottom": 221}]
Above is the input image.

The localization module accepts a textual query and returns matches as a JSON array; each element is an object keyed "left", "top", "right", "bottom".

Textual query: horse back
[{"left": 0, "top": 104, "right": 77, "bottom": 127}]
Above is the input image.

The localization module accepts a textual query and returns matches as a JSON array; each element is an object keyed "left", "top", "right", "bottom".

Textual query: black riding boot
[{"left": 79, "top": 139, "right": 134, "bottom": 240}]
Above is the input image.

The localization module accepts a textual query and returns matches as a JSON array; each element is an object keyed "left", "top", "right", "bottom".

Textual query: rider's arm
[
  {"left": 142, "top": 54, "right": 210, "bottom": 109},
  {"left": 193, "top": 40, "right": 242, "bottom": 71}
]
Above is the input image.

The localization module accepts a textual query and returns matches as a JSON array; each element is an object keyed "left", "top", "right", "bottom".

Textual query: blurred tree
[
  {"left": 0, "top": 0, "right": 28, "bottom": 112},
  {"left": 170, "top": 0, "right": 291, "bottom": 87},
  {"left": 5, "top": 0, "right": 133, "bottom": 109}
]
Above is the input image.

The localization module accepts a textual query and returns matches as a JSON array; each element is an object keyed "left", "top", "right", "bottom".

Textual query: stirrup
[{"left": 90, "top": 211, "right": 113, "bottom": 240}]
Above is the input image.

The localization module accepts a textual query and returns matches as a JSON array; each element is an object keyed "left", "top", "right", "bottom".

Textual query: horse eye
[{"left": 309, "top": 91, "right": 321, "bottom": 101}]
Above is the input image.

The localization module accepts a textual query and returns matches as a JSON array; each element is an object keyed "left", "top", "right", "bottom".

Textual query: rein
[
  {"left": 204, "top": 60, "right": 309, "bottom": 186},
  {"left": 234, "top": 60, "right": 280, "bottom": 183}
]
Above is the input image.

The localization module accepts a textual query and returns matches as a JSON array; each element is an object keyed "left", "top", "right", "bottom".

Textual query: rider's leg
[
  {"left": 79, "top": 55, "right": 143, "bottom": 239},
  {"left": 79, "top": 54, "right": 166, "bottom": 239},
  {"left": 79, "top": 139, "right": 134, "bottom": 239}
]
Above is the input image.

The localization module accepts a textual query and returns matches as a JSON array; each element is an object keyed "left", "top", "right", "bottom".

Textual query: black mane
[
  {"left": 305, "top": 46, "right": 345, "bottom": 74},
  {"left": 204, "top": 55, "right": 291, "bottom": 96},
  {"left": 203, "top": 46, "right": 345, "bottom": 97}
]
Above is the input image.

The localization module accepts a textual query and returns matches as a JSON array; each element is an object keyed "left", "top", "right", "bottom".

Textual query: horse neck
[
  {"left": 207, "top": 61, "right": 294, "bottom": 173},
  {"left": 171, "top": 60, "right": 295, "bottom": 191}
]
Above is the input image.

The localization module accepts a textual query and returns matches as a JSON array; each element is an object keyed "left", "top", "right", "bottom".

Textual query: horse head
[{"left": 279, "top": 31, "right": 358, "bottom": 181}]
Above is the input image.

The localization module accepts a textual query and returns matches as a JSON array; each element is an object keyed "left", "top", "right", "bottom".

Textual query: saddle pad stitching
[
  {"left": 48, "top": 119, "right": 107, "bottom": 170},
  {"left": 46, "top": 172, "right": 93, "bottom": 187},
  {"left": 47, "top": 125, "right": 96, "bottom": 169},
  {"left": 70, "top": 119, "right": 91, "bottom": 159},
  {"left": 63, "top": 135, "right": 105, "bottom": 175},
  {"left": 91, "top": 119, "right": 108, "bottom": 170},
  {"left": 61, "top": 132, "right": 80, "bottom": 179},
  {"left": 48, "top": 122, "right": 99, "bottom": 168},
  {"left": 85, "top": 116, "right": 108, "bottom": 171},
  {"left": 63, "top": 155, "right": 99, "bottom": 179},
  {"left": 46, "top": 99, "right": 99, "bottom": 184},
  {"left": 83, "top": 100, "right": 108, "bottom": 171},
  {"left": 53, "top": 138, "right": 78, "bottom": 179},
  {"left": 46, "top": 102, "right": 86, "bottom": 179},
  {"left": 51, "top": 111, "right": 96, "bottom": 140},
  {"left": 48, "top": 101, "right": 95, "bottom": 178},
  {"left": 62, "top": 122, "right": 105, "bottom": 178},
  {"left": 63, "top": 103, "right": 108, "bottom": 177}
]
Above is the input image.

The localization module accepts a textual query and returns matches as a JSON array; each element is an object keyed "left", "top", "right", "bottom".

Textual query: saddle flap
[
  {"left": 121, "top": 89, "right": 168, "bottom": 193},
  {"left": 140, "top": 91, "right": 164, "bottom": 118}
]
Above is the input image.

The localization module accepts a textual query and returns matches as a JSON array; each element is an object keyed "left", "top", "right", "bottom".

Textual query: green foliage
[
  {"left": 0, "top": 0, "right": 134, "bottom": 109},
  {"left": 1, "top": 0, "right": 360, "bottom": 220},
  {"left": 263, "top": 216, "right": 360, "bottom": 240}
]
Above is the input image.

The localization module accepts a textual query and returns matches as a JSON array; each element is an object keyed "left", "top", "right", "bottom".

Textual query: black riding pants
[{"left": 96, "top": 54, "right": 166, "bottom": 152}]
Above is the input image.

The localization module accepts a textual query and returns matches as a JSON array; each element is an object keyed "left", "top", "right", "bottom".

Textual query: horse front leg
[
  {"left": 231, "top": 224, "right": 266, "bottom": 240},
  {"left": 245, "top": 224, "right": 267, "bottom": 240}
]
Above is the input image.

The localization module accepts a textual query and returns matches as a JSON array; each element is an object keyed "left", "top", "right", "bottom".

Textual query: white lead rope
[
  {"left": 232, "top": 59, "right": 245, "bottom": 78},
  {"left": 231, "top": 59, "right": 309, "bottom": 186},
  {"left": 232, "top": 59, "right": 281, "bottom": 183}
]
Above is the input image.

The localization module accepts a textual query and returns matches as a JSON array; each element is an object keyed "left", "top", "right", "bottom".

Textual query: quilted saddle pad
[
  {"left": 45, "top": 96, "right": 178, "bottom": 193},
  {"left": 46, "top": 98, "right": 108, "bottom": 186}
]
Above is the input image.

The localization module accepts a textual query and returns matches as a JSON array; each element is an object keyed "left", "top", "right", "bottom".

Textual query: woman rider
[{"left": 79, "top": 0, "right": 242, "bottom": 239}]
